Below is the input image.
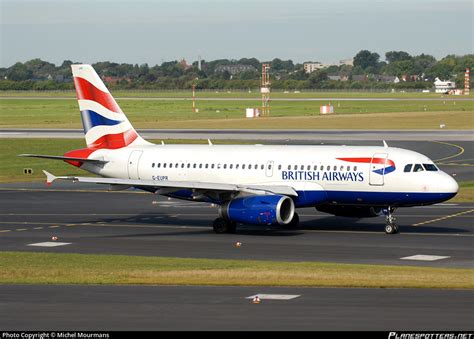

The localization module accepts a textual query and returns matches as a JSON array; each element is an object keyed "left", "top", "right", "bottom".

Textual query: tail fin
[{"left": 71, "top": 64, "right": 149, "bottom": 150}]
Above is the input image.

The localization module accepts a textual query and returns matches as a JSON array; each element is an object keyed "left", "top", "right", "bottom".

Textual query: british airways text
[{"left": 282, "top": 171, "right": 364, "bottom": 182}]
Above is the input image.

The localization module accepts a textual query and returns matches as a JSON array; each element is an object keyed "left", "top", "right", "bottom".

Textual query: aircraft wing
[
  {"left": 19, "top": 154, "right": 108, "bottom": 164},
  {"left": 42, "top": 171, "right": 298, "bottom": 197}
]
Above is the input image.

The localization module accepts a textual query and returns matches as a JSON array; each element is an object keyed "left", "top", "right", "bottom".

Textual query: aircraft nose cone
[{"left": 443, "top": 174, "right": 459, "bottom": 194}]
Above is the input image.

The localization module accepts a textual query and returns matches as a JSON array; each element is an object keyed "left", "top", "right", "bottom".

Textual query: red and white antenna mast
[
  {"left": 261, "top": 64, "right": 271, "bottom": 117},
  {"left": 465, "top": 68, "right": 470, "bottom": 95}
]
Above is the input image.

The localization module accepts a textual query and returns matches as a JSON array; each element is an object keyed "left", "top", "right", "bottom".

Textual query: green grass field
[
  {"left": 0, "top": 251, "right": 472, "bottom": 288},
  {"left": 0, "top": 97, "right": 472, "bottom": 129},
  {"left": 1, "top": 138, "right": 471, "bottom": 202}
]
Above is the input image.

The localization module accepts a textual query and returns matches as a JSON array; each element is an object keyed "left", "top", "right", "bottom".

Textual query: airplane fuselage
[{"left": 83, "top": 144, "right": 458, "bottom": 208}]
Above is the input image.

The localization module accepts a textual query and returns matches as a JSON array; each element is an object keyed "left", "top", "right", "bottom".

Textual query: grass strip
[{"left": 0, "top": 251, "right": 472, "bottom": 289}]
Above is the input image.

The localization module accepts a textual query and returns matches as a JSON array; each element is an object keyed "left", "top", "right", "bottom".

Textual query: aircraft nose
[
  {"left": 442, "top": 173, "right": 459, "bottom": 194},
  {"left": 435, "top": 172, "right": 459, "bottom": 202}
]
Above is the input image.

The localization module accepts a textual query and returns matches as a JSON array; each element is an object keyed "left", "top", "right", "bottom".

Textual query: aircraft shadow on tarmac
[{"left": 89, "top": 213, "right": 469, "bottom": 238}]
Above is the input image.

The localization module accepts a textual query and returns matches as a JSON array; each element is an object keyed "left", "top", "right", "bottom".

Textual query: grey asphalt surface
[
  {"left": 1, "top": 136, "right": 473, "bottom": 331},
  {"left": 1, "top": 138, "right": 472, "bottom": 267},
  {"left": 1, "top": 285, "right": 472, "bottom": 330},
  {"left": 1, "top": 187, "right": 472, "bottom": 268},
  {"left": 1, "top": 128, "right": 473, "bottom": 141}
]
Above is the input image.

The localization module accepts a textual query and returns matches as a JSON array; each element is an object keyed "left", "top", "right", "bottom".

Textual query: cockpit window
[
  {"left": 423, "top": 164, "right": 438, "bottom": 171},
  {"left": 413, "top": 164, "right": 424, "bottom": 172},
  {"left": 404, "top": 164, "right": 412, "bottom": 172}
]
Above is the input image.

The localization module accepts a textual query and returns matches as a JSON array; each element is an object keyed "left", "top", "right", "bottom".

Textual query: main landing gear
[
  {"left": 213, "top": 218, "right": 236, "bottom": 234},
  {"left": 383, "top": 207, "right": 399, "bottom": 234}
]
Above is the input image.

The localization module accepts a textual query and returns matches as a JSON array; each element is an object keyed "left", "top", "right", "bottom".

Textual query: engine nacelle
[
  {"left": 219, "top": 195, "right": 295, "bottom": 225},
  {"left": 316, "top": 205, "right": 382, "bottom": 218}
]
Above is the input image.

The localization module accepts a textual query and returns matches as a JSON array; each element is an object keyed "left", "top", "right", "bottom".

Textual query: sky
[{"left": 1, "top": 0, "right": 473, "bottom": 67}]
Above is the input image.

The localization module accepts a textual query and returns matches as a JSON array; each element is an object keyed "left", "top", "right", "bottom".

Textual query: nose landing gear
[{"left": 383, "top": 207, "right": 399, "bottom": 234}]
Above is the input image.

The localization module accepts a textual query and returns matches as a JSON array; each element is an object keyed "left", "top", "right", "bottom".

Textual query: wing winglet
[{"left": 42, "top": 170, "right": 57, "bottom": 186}]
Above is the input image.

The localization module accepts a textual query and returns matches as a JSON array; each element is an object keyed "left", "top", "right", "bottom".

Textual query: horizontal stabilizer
[{"left": 19, "top": 154, "right": 108, "bottom": 164}]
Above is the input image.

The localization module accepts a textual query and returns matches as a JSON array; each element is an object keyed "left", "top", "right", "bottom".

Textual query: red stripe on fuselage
[
  {"left": 337, "top": 157, "right": 395, "bottom": 167},
  {"left": 74, "top": 77, "right": 123, "bottom": 114}
]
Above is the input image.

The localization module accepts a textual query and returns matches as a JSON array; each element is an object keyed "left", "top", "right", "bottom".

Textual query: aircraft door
[
  {"left": 265, "top": 160, "right": 274, "bottom": 177},
  {"left": 127, "top": 150, "right": 143, "bottom": 179},
  {"left": 369, "top": 153, "right": 387, "bottom": 186}
]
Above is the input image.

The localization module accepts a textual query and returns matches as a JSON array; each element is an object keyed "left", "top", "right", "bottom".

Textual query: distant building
[
  {"left": 434, "top": 77, "right": 456, "bottom": 93},
  {"left": 303, "top": 62, "right": 324, "bottom": 74},
  {"left": 215, "top": 64, "right": 256, "bottom": 75},
  {"left": 352, "top": 75, "right": 368, "bottom": 82},
  {"left": 179, "top": 58, "right": 191, "bottom": 70},
  {"left": 374, "top": 75, "right": 398, "bottom": 83},
  {"left": 339, "top": 59, "right": 353, "bottom": 66},
  {"left": 327, "top": 74, "right": 349, "bottom": 81},
  {"left": 102, "top": 76, "right": 131, "bottom": 85}
]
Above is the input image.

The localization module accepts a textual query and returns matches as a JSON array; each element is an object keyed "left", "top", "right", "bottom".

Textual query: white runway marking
[
  {"left": 246, "top": 294, "right": 300, "bottom": 300},
  {"left": 400, "top": 255, "right": 450, "bottom": 261},
  {"left": 28, "top": 242, "right": 71, "bottom": 247}
]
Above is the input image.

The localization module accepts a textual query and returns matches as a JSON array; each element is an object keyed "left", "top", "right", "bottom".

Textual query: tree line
[{"left": 0, "top": 51, "right": 472, "bottom": 91}]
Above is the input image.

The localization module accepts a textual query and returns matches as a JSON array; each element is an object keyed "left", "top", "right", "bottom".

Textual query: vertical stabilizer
[{"left": 71, "top": 64, "right": 149, "bottom": 149}]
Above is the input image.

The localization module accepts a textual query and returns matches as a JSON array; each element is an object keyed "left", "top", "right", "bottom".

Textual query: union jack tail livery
[{"left": 72, "top": 64, "right": 149, "bottom": 150}]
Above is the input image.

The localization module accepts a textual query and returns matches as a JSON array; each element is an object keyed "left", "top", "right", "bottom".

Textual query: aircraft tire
[
  {"left": 385, "top": 223, "right": 398, "bottom": 234},
  {"left": 213, "top": 218, "right": 236, "bottom": 234}
]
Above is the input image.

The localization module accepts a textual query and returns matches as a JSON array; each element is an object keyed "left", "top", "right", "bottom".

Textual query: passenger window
[
  {"left": 300, "top": 165, "right": 304, "bottom": 170},
  {"left": 152, "top": 163, "right": 155, "bottom": 168},
  {"left": 261, "top": 164, "right": 264, "bottom": 170},
  {"left": 340, "top": 166, "right": 344, "bottom": 171},
  {"left": 157, "top": 163, "right": 161, "bottom": 168},
  {"left": 199, "top": 164, "right": 202, "bottom": 169},
  {"left": 230, "top": 164, "right": 233, "bottom": 169},
  {"left": 347, "top": 166, "right": 350, "bottom": 171},
  {"left": 327, "top": 166, "right": 330, "bottom": 171},
  {"left": 307, "top": 165, "right": 311, "bottom": 170},
  {"left": 254, "top": 164, "right": 257, "bottom": 169},
  {"left": 236, "top": 164, "right": 239, "bottom": 169},
  {"left": 294, "top": 165, "right": 298, "bottom": 170},
  {"left": 423, "top": 164, "right": 438, "bottom": 171},
  {"left": 404, "top": 164, "right": 412, "bottom": 172},
  {"left": 163, "top": 163, "right": 167, "bottom": 168},
  {"left": 242, "top": 164, "right": 246, "bottom": 169},
  {"left": 287, "top": 165, "right": 291, "bottom": 170},
  {"left": 187, "top": 163, "right": 190, "bottom": 168},
  {"left": 211, "top": 164, "right": 215, "bottom": 169},
  {"left": 223, "top": 164, "right": 227, "bottom": 169},
  {"left": 354, "top": 166, "right": 357, "bottom": 171},
  {"left": 193, "top": 164, "right": 196, "bottom": 168},
  {"left": 320, "top": 165, "right": 324, "bottom": 171},
  {"left": 204, "top": 164, "right": 208, "bottom": 169},
  {"left": 181, "top": 163, "right": 185, "bottom": 168},
  {"left": 268, "top": 164, "right": 272, "bottom": 170},
  {"left": 278, "top": 165, "right": 282, "bottom": 170},
  {"left": 313, "top": 165, "right": 317, "bottom": 170},
  {"left": 333, "top": 166, "right": 337, "bottom": 171},
  {"left": 175, "top": 163, "right": 178, "bottom": 168},
  {"left": 413, "top": 164, "right": 424, "bottom": 172}
]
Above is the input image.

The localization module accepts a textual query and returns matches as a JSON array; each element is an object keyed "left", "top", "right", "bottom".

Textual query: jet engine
[{"left": 219, "top": 195, "right": 295, "bottom": 225}]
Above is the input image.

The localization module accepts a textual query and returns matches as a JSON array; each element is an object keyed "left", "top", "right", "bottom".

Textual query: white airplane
[{"left": 21, "top": 64, "right": 459, "bottom": 234}]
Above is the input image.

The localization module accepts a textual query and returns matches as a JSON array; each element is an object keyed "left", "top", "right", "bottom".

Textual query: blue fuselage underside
[{"left": 163, "top": 189, "right": 456, "bottom": 208}]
